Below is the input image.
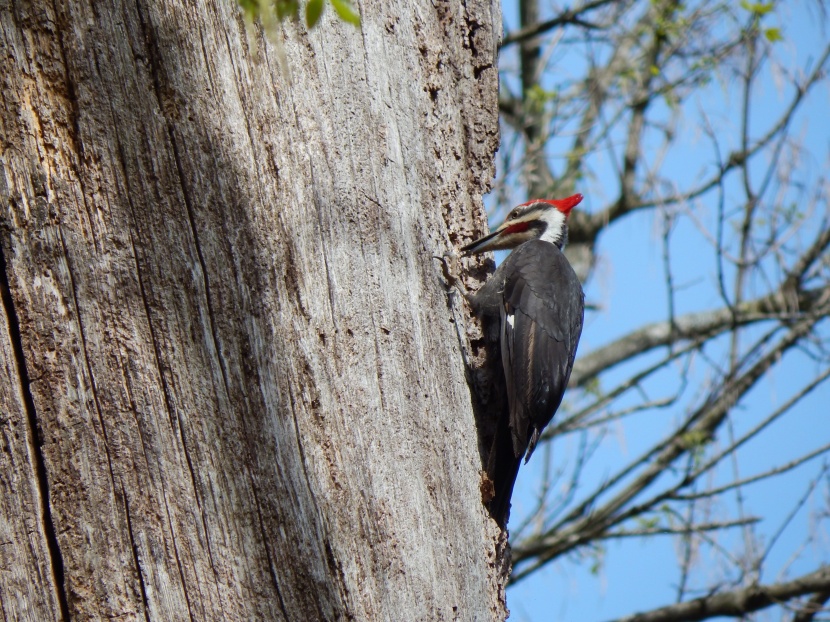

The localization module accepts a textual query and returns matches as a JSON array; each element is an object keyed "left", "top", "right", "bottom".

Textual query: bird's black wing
[{"left": 500, "top": 240, "right": 584, "bottom": 460}]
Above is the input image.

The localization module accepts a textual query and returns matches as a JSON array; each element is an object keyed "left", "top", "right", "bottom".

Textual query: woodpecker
[{"left": 461, "top": 194, "right": 585, "bottom": 527}]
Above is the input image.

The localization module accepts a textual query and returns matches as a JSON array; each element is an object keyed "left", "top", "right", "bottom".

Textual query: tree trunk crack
[
  {"left": 250, "top": 480, "right": 292, "bottom": 621},
  {"left": 121, "top": 479, "right": 151, "bottom": 622},
  {"left": 0, "top": 238, "right": 70, "bottom": 622},
  {"left": 286, "top": 382, "right": 348, "bottom": 620}
]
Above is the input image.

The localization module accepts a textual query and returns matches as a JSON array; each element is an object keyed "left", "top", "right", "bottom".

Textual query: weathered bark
[{"left": 0, "top": 0, "right": 504, "bottom": 619}]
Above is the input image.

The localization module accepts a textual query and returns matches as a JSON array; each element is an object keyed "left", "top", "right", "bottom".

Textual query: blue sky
[{"left": 492, "top": 2, "right": 830, "bottom": 620}]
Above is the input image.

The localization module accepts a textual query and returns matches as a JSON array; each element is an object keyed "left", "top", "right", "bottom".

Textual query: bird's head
[{"left": 461, "top": 193, "right": 583, "bottom": 255}]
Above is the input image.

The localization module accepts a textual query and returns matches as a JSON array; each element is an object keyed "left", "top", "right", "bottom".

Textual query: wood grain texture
[{"left": 0, "top": 0, "right": 503, "bottom": 619}]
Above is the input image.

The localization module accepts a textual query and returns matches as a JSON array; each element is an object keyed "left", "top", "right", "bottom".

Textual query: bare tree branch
[
  {"left": 791, "top": 589, "right": 830, "bottom": 622},
  {"left": 501, "top": 0, "right": 619, "bottom": 48},
  {"left": 609, "top": 565, "right": 830, "bottom": 622},
  {"left": 571, "top": 286, "right": 828, "bottom": 385},
  {"left": 670, "top": 443, "right": 830, "bottom": 502},
  {"left": 601, "top": 517, "right": 760, "bottom": 541}
]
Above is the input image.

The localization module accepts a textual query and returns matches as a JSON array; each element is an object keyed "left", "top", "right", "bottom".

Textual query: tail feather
[{"left": 487, "top": 413, "right": 523, "bottom": 528}]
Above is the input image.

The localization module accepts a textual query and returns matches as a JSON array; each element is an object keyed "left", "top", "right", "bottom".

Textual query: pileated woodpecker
[{"left": 461, "top": 194, "right": 585, "bottom": 527}]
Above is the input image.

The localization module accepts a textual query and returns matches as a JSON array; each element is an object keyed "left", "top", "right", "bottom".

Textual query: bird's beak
[{"left": 460, "top": 226, "right": 505, "bottom": 256}]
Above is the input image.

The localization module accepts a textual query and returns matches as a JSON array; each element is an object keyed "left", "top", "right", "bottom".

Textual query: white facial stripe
[
  {"left": 506, "top": 313, "right": 515, "bottom": 329},
  {"left": 536, "top": 208, "right": 567, "bottom": 245}
]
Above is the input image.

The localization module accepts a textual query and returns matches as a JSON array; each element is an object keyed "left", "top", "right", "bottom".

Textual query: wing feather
[{"left": 499, "top": 240, "right": 584, "bottom": 461}]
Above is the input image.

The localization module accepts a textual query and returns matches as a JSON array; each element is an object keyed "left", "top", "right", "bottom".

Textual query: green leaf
[
  {"left": 330, "top": 0, "right": 361, "bottom": 26},
  {"left": 637, "top": 516, "right": 660, "bottom": 530},
  {"left": 306, "top": 0, "right": 324, "bottom": 28},
  {"left": 679, "top": 430, "right": 709, "bottom": 450},
  {"left": 275, "top": 0, "right": 299, "bottom": 20},
  {"left": 238, "top": 0, "right": 266, "bottom": 22},
  {"left": 764, "top": 27, "right": 783, "bottom": 42},
  {"left": 583, "top": 376, "right": 602, "bottom": 398},
  {"left": 740, "top": 1, "right": 774, "bottom": 16},
  {"left": 526, "top": 84, "right": 557, "bottom": 107}
]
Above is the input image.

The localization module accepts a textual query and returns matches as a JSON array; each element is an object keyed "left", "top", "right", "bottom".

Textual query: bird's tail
[{"left": 487, "top": 414, "right": 523, "bottom": 529}]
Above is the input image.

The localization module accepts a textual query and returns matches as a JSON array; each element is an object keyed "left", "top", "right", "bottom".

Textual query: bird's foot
[{"left": 434, "top": 252, "right": 469, "bottom": 296}]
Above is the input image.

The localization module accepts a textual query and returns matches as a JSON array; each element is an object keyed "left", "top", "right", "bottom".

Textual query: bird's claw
[{"left": 434, "top": 252, "right": 461, "bottom": 286}]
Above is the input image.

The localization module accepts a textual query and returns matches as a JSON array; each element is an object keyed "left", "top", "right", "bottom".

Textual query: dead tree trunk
[{"left": 0, "top": 0, "right": 503, "bottom": 619}]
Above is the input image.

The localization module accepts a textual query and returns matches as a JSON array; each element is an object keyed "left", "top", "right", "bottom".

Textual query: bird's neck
[
  {"left": 538, "top": 223, "right": 568, "bottom": 249},
  {"left": 536, "top": 209, "right": 568, "bottom": 248}
]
